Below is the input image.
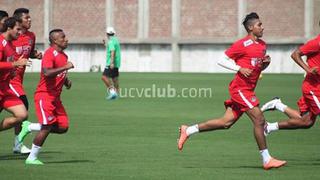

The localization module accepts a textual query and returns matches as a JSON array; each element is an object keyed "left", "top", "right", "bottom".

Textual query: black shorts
[{"left": 103, "top": 66, "right": 119, "bottom": 78}]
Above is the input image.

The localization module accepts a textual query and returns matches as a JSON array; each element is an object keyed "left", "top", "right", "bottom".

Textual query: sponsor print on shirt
[{"left": 15, "top": 45, "right": 32, "bottom": 56}]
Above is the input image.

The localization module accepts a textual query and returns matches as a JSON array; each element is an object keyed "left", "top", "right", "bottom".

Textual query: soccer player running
[
  {"left": 10, "top": 8, "right": 43, "bottom": 154},
  {"left": 101, "top": 27, "right": 121, "bottom": 100},
  {"left": 261, "top": 21, "right": 320, "bottom": 135},
  {"left": 0, "top": 17, "right": 29, "bottom": 136},
  {"left": 177, "top": 12, "right": 286, "bottom": 170},
  {"left": 19, "top": 29, "right": 74, "bottom": 165}
]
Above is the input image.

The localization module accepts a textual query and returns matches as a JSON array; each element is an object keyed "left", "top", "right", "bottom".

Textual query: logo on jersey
[
  {"left": 2, "top": 39, "right": 7, "bottom": 47},
  {"left": 53, "top": 50, "right": 58, "bottom": 57},
  {"left": 16, "top": 46, "right": 23, "bottom": 55},
  {"left": 251, "top": 58, "right": 259, "bottom": 66},
  {"left": 47, "top": 116, "right": 55, "bottom": 121},
  {"left": 251, "top": 58, "right": 264, "bottom": 67},
  {"left": 16, "top": 45, "right": 31, "bottom": 56},
  {"left": 251, "top": 96, "right": 257, "bottom": 102},
  {"left": 243, "top": 39, "right": 253, "bottom": 47}
]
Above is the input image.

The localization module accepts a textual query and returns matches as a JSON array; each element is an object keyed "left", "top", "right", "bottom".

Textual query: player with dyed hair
[
  {"left": 177, "top": 12, "right": 286, "bottom": 170},
  {"left": 10, "top": 7, "right": 43, "bottom": 154},
  {"left": 19, "top": 29, "right": 74, "bottom": 165}
]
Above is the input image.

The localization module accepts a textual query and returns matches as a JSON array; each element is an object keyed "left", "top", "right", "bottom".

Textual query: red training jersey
[
  {"left": 35, "top": 46, "right": 68, "bottom": 98},
  {"left": 10, "top": 31, "right": 36, "bottom": 87},
  {"left": 299, "top": 35, "right": 320, "bottom": 88},
  {"left": 225, "top": 35, "right": 267, "bottom": 91},
  {"left": 0, "top": 35, "right": 15, "bottom": 83}
]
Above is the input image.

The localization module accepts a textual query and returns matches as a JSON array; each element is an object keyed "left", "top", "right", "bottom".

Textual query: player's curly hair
[{"left": 242, "top": 12, "right": 259, "bottom": 32}]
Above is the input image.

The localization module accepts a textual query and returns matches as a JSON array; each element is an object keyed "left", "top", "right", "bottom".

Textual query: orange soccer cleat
[
  {"left": 178, "top": 125, "right": 188, "bottom": 151},
  {"left": 263, "top": 157, "right": 287, "bottom": 170}
]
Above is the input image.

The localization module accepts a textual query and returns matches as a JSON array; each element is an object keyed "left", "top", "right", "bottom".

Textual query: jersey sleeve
[
  {"left": 42, "top": 51, "right": 54, "bottom": 69},
  {"left": 224, "top": 41, "right": 244, "bottom": 61},
  {"left": 0, "top": 45, "right": 14, "bottom": 69},
  {"left": 299, "top": 38, "right": 320, "bottom": 56}
]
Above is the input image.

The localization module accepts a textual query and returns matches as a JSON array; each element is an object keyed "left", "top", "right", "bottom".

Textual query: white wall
[{"left": 26, "top": 44, "right": 305, "bottom": 74}]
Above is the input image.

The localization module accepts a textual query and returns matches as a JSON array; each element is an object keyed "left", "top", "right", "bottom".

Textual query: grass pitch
[{"left": 0, "top": 72, "right": 320, "bottom": 180}]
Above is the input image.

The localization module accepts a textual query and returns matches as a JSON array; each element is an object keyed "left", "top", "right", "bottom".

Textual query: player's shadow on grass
[
  {"left": 284, "top": 158, "right": 320, "bottom": 166},
  {"left": 0, "top": 154, "right": 27, "bottom": 160},
  {"left": 46, "top": 160, "right": 95, "bottom": 164},
  {"left": 0, "top": 151, "right": 62, "bottom": 161},
  {"left": 184, "top": 165, "right": 261, "bottom": 169}
]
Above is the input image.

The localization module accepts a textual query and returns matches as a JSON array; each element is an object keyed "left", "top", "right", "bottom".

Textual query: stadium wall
[
  {"left": 1, "top": 0, "right": 319, "bottom": 73},
  {"left": 26, "top": 43, "right": 304, "bottom": 73}
]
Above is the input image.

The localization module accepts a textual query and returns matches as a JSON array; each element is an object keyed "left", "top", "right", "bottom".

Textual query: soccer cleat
[
  {"left": 263, "top": 157, "right": 287, "bottom": 170},
  {"left": 106, "top": 92, "right": 118, "bottom": 100},
  {"left": 261, "top": 97, "right": 281, "bottom": 112},
  {"left": 25, "top": 159, "right": 44, "bottom": 165},
  {"left": 178, "top": 125, "right": 188, "bottom": 151},
  {"left": 264, "top": 122, "right": 271, "bottom": 136},
  {"left": 20, "top": 145, "right": 31, "bottom": 154},
  {"left": 13, "top": 144, "right": 31, "bottom": 154},
  {"left": 18, "top": 121, "right": 31, "bottom": 143}
]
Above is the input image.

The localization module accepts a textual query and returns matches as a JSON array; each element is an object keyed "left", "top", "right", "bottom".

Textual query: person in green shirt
[{"left": 102, "top": 27, "right": 121, "bottom": 100}]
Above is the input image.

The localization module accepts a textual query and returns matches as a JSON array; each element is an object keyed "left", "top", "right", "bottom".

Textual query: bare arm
[
  {"left": 291, "top": 49, "right": 318, "bottom": 74},
  {"left": 64, "top": 77, "right": 72, "bottom": 89},
  {"left": 110, "top": 51, "right": 115, "bottom": 69},
  {"left": 30, "top": 50, "right": 43, "bottom": 59},
  {"left": 43, "top": 61, "right": 74, "bottom": 77},
  {"left": 261, "top": 55, "right": 271, "bottom": 71},
  {"left": 0, "top": 55, "right": 30, "bottom": 69}
]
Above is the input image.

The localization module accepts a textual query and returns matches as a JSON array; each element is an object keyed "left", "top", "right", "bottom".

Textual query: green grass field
[{"left": 1, "top": 72, "right": 320, "bottom": 180}]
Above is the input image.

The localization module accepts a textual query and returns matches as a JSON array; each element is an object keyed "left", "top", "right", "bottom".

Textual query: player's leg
[
  {"left": 178, "top": 107, "right": 237, "bottom": 151},
  {"left": 112, "top": 68, "right": 119, "bottom": 93},
  {"left": 198, "top": 107, "right": 237, "bottom": 131},
  {"left": 246, "top": 107, "right": 267, "bottom": 150},
  {"left": 14, "top": 95, "right": 28, "bottom": 134},
  {"left": 26, "top": 125, "right": 51, "bottom": 165},
  {"left": 265, "top": 96, "right": 318, "bottom": 135},
  {"left": 49, "top": 102, "right": 69, "bottom": 134},
  {"left": 101, "top": 67, "right": 117, "bottom": 99},
  {"left": 261, "top": 97, "right": 300, "bottom": 118},
  {"left": 17, "top": 96, "right": 41, "bottom": 143},
  {"left": 0, "top": 104, "right": 28, "bottom": 131},
  {"left": 13, "top": 95, "right": 31, "bottom": 154},
  {"left": 101, "top": 73, "right": 112, "bottom": 88},
  {"left": 112, "top": 77, "right": 119, "bottom": 93},
  {"left": 245, "top": 107, "right": 286, "bottom": 170},
  {"left": 277, "top": 112, "right": 316, "bottom": 129},
  {"left": 25, "top": 98, "right": 54, "bottom": 165},
  {"left": 17, "top": 120, "right": 41, "bottom": 143}
]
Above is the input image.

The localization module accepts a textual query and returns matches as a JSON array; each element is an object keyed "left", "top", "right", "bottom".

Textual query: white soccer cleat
[
  {"left": 261, "top": 97, "right": 281, "bottom": 112},
  {"left": 13, "top": 144, "right": 31, "bottom": 154},
  {"left": 106, "top": 92, "right": 118, "bottom": 100},
  {"left": 20, "top": 145, "right": 31, "bottom": 154},
  {"left": 264, "top": 122, "right": 271, "bottom": 136}
]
